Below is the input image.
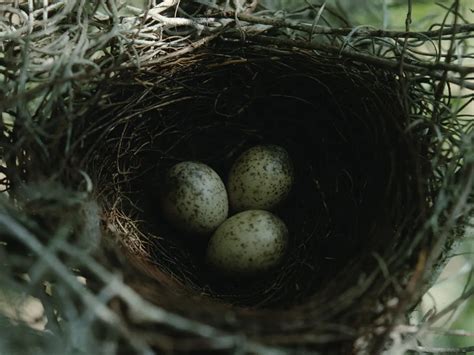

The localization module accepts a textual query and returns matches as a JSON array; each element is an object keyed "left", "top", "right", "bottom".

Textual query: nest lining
[{"left": 81, "top": 42, "right": 433, "bottom": 320}]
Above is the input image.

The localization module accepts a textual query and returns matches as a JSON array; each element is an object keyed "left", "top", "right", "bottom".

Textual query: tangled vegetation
[{"left": 0, "top": 1, "right": 473, "bottom": 354}]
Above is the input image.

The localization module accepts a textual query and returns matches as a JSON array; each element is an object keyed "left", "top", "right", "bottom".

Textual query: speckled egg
[
  {"left": 160, "top": 161, "right": 228, "bottom": 235},
  {"left": 206, "top": 210, "right": 288, "bottom": 275},
  {"left": 227, "top": 145, "right": 294, "bottom": 211}
]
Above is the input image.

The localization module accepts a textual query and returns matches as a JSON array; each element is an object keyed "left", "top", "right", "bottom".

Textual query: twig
[
  {"left": 395, "top": 325, "right": 474, "bottom": 337},
  {"left": 213, "top": 11, "right": 474, "bottom": 39},
  {"left": 411, "top": 345, "right": 474, "bottom": 353},
  {"left": 154, "top": 0, "right": 180, "bottom": 15},
  {"left": 224, "top": 33, "right": 474, "bottom": 89}
]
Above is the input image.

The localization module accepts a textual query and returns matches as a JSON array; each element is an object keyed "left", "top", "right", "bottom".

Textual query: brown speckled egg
[
  {"left": 227, "top": 145, "right": 294, "bottom": 211},
  {"left": 160, "top": 161, "right": 228, "bottom": 235},
  {"left": 206, "top": 210, "right": 288, "bottom": 274}
]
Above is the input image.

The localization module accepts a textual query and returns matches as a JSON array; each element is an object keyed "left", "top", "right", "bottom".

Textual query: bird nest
[
  {"left": 80, "top": 43, "right": 434, "bottom": 348},
  {"left": 0, "top": 1, "right": 473, "bottom": 354}
]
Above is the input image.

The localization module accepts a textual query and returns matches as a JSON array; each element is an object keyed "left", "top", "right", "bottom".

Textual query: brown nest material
[
  {"left": 1, "top": 1, "right": 473, "bottom": 354},
  {"left": 78, "top": 42, "right": 435, "bottom": 352}
]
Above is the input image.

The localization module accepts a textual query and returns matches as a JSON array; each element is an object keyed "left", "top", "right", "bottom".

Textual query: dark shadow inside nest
[{"left": 90, "top": 52, "right": 423, "bottom": 309}]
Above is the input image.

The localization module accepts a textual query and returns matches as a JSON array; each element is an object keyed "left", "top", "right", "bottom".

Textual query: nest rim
[{"left": 81, "top": 43, "right": 436, "bottom": 333}]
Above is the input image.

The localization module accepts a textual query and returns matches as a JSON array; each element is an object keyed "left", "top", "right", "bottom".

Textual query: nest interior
[{"left": 81, "top": 43, "right": 432, "bottom": 336}]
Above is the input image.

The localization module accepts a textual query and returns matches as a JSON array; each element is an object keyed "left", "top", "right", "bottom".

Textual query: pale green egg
[
  {"left": 206, "top": 210, "right": 288, "bottom": 274},
  {"left": 160, "top": 161, "right": 228, "bottom": 235},
  {"left": 227, "top": 145, "right": 294, "bottom": 212}
]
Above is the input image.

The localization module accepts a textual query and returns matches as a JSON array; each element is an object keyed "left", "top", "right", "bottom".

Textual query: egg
[
  {"left": 160, "top": 161, "right": 228, "bottom": 235},
  {"left": 227, "top": 145, "right": 294, "bottom": 211},
  {"left": 206, "top": 210, "right": 288, "bottom": 274}
]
